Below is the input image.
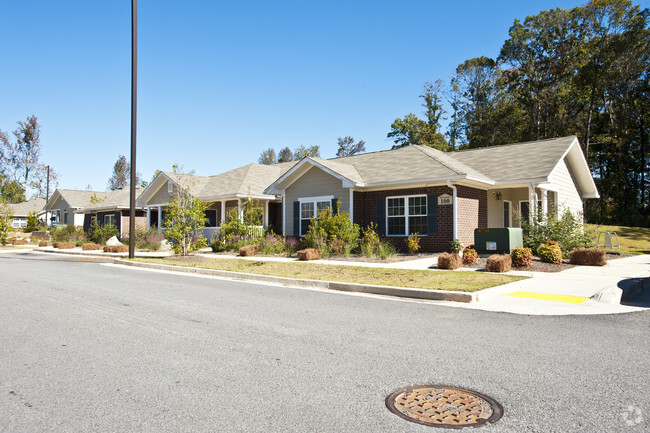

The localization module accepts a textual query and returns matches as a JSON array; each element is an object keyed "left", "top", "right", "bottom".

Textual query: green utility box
[{"left": 474, "top": 228, "right": 523, "bottom": 254}]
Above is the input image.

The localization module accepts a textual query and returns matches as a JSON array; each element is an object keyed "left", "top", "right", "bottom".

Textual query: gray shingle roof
[
  {"left": 8, "top": 198, "right": 46, "bottom": 217},
  {"left": 449, "top": 136, "right": 576, "bottom": 182},
  {"left": 265, "top": 136, "right": 581, "bottom": 193},
  {"left": 164, "top": 162, "right": 295, "bottom": 199},
  {"left": 83, "top": 187, "right": 145, "bottom": 211},
  {"left": 55, "top": 189, "right": 108, "bottom": 208}
]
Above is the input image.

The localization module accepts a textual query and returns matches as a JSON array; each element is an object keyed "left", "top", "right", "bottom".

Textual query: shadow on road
[{"left": 620, "top": 278, "right": 650, "bottom": 308}]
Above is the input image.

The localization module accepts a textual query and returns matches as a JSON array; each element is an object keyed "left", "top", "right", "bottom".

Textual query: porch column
[
  {"left": 237, "top": 198, "right": 243, "bottom": 221},
  {"left": 263, "top": 201, "right": 269, "bottom": 227},
  {"left": 528, "top": 183, "right": 538, "bottom": 224},
  {"left": 146, "top": 207, "right": 151, "bottom": 229},
  {"left": 220, "top": 200, "right": 226, "bottom": 225},
  {"left": 541, "top": 189, "right": 548, "bottom": 215},
  {"left": 157, "top": 206, "right": 162, "bottom": 228}
]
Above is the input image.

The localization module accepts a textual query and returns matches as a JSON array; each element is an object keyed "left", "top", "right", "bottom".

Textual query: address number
[{"left": 438, "top": 195, "right": 453, "bottom": 205}]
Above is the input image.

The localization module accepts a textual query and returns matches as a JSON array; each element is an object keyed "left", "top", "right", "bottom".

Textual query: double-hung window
[
  {"left": 299, "top": 196, "right": 332, "bottom": 236},
  {"left": 386, "top": 195, "right": 427, "bottom": 236},
  {"left": 104, "top": 214, "right": 116, "bottom": 226}
]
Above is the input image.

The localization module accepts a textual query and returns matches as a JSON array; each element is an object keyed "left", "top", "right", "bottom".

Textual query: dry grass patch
[{"left": 130, "top": 257, "right": 526, "bottom": 292}]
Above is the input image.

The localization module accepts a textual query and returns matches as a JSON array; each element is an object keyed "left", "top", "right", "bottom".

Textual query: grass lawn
[
  {"left": 130, "top": 257, "right": 526, "bottom": 293},
  {"left": 586, "top": 224, "right": 650, "bottom": 254}
]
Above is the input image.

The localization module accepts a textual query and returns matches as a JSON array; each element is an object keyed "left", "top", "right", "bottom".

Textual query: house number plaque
[{"left": 438, "top": 194, "right": 452, "bottom": 205}]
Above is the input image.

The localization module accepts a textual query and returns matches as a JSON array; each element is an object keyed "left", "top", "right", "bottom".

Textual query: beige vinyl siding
[
  {"left": 149, "top": 181, "right": 173, "bottom": 205},
  {"left": 551, "top": 158, "right": 583, "bottom": 216},
  {"left": 487, "top": 188, "right": 529, "bottom": 228},
  {"left": 285, "top": 166, "right": 349, "bottom": 235}
]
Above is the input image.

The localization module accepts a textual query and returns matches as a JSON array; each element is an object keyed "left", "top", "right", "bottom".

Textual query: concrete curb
[
  {"left": 115, "top": 259, "right": 478, "bottom": 303},
  {"left": 38, "top": 248, "right": 169, "bottom": 259}
]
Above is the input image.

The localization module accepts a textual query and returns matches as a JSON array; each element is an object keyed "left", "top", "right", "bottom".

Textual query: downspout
[
  {"left": 446, "top": 180, "right": 457, "bottom": 243},
  {"left": 120, "top": 211, "right": 124, "bottom": 238}
]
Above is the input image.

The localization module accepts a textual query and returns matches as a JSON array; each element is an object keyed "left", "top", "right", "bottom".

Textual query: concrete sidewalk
[{"left": 25, "top": 246, "right": 650, "bottom": 315}]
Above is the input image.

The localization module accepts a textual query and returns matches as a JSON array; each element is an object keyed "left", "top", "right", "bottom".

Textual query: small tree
[
  {"left": 108, "top": 155, "right": 140, "bottom": 190},
  {"left": 278, "top": 147, "right": 294, "bottom": 162},
  {"left": 258, "top": 148, "right": 277, "bottom": 165},
  {"left": 25, "top": 211, "right": 40, "bottom": 232},
  {"left": 0, "top": 201, "right": 12, "bottom": 245},
  {"left": 336, "top": 136, "right": 366, "bottom": 157},
  {"left": 293, "top": 145, "right": 320, "bottom": 160},
  {"left": 163, "top": 176, "right": 207, "bottom": 255}
]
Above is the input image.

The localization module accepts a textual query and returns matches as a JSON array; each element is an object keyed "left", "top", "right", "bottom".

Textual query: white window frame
[
  {"left": 386, "top": 194, "right": 427, "bottom": 237},
  {"left": 104, "top": 214, "right": 116, "bottom": 226},
  {"left": 298, "top": 195, "right": 334, "bottom": 236}
]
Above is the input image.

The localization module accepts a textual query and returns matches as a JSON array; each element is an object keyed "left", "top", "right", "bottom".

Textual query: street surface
[{"left": 1, "top": 252, "right": 648, "bottom": 432}]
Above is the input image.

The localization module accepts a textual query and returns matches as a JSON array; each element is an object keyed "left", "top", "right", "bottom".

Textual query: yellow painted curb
[{"left": 505, "top": 291, "right": 589, "bottom": 304}]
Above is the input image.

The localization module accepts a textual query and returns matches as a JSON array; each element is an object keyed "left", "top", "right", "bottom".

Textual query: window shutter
[
  {"left": 331, "top": 198, "right": 339, "bottom": 215},
  {"left": 427, "top": 194, "right": 437, "bottom": 236},
  {"left": 376, "top": 197, "right": 385, "bottom": 235},
  {"left": 293, "top": 201, "right": 300, "bottom": 236}
]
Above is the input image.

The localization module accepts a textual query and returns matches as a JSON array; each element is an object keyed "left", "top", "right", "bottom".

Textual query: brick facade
[{"left": 353, "top": 185, "right": 487, "bottom": 253}]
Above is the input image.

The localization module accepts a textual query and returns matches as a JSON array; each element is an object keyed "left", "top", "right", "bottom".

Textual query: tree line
[
  {"left": 387, "top": 0, "right": 649, "bottom": 227},
  {"left": 0, "top": 115, "right": 58, "bottom": 203}
]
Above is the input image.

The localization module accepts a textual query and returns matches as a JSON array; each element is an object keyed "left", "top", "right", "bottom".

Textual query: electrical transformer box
[{"left": 474, "top": 228, "right": 523, "bottom": 254}]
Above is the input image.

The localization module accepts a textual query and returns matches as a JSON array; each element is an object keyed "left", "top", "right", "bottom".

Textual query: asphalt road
[{"left": 1, "top": 252, "right": 648, "bottom": 432}]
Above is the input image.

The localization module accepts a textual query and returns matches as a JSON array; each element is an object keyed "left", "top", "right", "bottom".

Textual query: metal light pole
[{"left": 129, "top": 0, "right": 137, "bottom": 259}]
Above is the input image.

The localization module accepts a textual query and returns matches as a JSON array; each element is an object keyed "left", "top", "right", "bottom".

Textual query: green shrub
[
  {"left": 406, "top": 233, "right": 421, "bottom": 254},
  {"left": 126, "top": 228, "right": 165, "bottom": 250},
  {"left": 511, "top": 247, "right": 533, "bottom": 267},
  {"left": 360, "top": 223, "right": 381, "bottom": 257},
  {"left": 378, "top": 239, "right": 397, "bottom": 259},
  {"left": 538, "top": 241, "right": 563, "bottom": 264},
  {"left": 24, "top": 211, "right": 43, "bottom": 233},
  {"left": 86, "top": 219, "right": 119, "bottom": 245},
  {"left": 450, "top": 238, "right": 463, "bottom": 252},
  {"left": 462, "top": 248, "right": 478, "bottom": 265},
  {"left": 51, "top": 224, "right": 85, "bottom": 243},
  {"left": 302, "top": 201, "right": 359, "bottom": 257},
  {"left": 520, "top": 208, "right": 595, "bottom": 257},
  {"left": 0, "top": 201, "right": 11, "bottom": 245},
  {"left": 282, "top": 237, "right": 300, "bottom": 257},
  {"left": 258, "top": 233, "right": 285, "bottom": 255},
  {"left": 212, "top": 208, "right": 263, "bottom": 252}
]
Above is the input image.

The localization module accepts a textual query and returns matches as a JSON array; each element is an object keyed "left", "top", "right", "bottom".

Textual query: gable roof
[
  {"left": 449, "top": 136, "right": 576, "bottom": 183},
  {"left": 265, "top": 136, "right": 599, "bottom": 198},
  {"left": 137, "top": 162, "right": 295, "bottom": 205},
  {"left": 82, "top": 187, "right": 145, "bottom": 212},
  {"left": 8, "top": 198, "right": 46, "bottom": 217},
  {"left": 44, "top": 189, "right": 108, "bottom": 211}
]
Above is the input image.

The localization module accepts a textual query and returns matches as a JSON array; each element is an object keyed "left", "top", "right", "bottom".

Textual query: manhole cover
[{"left": 386, "top": 385, "right": 503, "bottom": 429}]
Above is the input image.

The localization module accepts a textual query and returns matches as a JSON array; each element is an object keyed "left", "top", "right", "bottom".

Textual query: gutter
[{"left": 446, "top": 180, "right": 458, "bottom": 243}]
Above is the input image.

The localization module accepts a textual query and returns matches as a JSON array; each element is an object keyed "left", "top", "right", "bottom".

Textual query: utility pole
[
  {"left": 129, "top": 0, "right": 137, "bottom": 259},
  {"left": 46, "top": 165, "right": 50, "bottom": 227}
]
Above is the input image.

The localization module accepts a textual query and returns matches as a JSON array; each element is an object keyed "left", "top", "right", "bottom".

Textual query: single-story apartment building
[
  {"left": 264, "top": 136, "right": 599, "bottom": 252},
  {"left": 44, "top": 189, "right": 109, "bottom": 227},
  {"left": 80, "top": 187, "right": 146, "bottom": 238},
  {"left": 136, "top": 163, "right": 294, "bottom": 241},
  {"left": 7, "top": 198, "right": 46, "bottom": 229}
]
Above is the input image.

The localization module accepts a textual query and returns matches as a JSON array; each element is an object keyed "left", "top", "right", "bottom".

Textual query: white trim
[
  {"left": 385, "top": 194, "right": 428, "bottom": 237},
  {"left": 298, "top": 196, "right": 334, "bottom": 236},
  {"left": 298, "top": 195, "right": 334, "bottom": 203}
]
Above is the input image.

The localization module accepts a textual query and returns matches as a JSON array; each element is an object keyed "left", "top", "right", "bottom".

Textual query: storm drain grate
[{"left": 386, "top": 385, "right": 503, "bottom": 429}]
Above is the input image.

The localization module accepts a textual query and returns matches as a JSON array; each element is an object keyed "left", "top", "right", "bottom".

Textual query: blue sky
[{"left": 2, "top": 0, "right": 645, "bottom": 192}]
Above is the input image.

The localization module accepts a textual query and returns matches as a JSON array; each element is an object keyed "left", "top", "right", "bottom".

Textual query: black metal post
[{"left": 129, "top": 0, "right": 137, "bottom": 259}]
